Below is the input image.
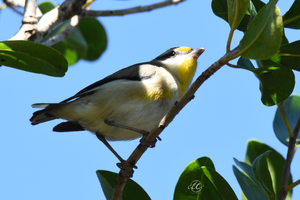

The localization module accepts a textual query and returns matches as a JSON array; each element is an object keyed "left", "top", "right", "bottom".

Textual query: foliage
[
  {"left": 1, "top": 0, "right": 299, "bottom": 199},
  {"left": 0, "top": 1, "right": 107, "bottom": 76}
]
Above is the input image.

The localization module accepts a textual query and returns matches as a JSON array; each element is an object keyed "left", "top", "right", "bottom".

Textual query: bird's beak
[{"left": 191, "top": 48, "right": 205, "bottom": 60}]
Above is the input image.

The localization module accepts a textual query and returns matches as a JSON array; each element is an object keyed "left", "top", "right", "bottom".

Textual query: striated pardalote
[{"left": 30, "top": 46, "right": 205, "bottom": 162}]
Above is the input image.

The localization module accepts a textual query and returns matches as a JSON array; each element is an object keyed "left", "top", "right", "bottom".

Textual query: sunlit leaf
[
  {"left": 174, "top": 157, "right": 214, "bottom": 200},
  {"left": 240, "top": 0, "right": 283, "bottom": 59},
  {"left": 200, "top": 166, "right": 238, "bottom": 200},
  {"left": 252, "top": 151, "right": 275, "bottom": 199},
  {"left": 0, "top": 40, "right": 67, "bottom": 77}
]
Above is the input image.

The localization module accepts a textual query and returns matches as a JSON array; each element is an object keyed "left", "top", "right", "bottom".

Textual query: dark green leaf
[
  {"left": 273, "top": 95, "right": 300, "bottom": 146},
  {"left": 239, "top": 64, "right": 294, "bottom": 106},
  {"left": 227, "top": 0, "right": 249, "bottom": 31},
  {"left": 96, "top": 170, "right": 151, "bottom": 200},
  {"left": 248, "top": 1, "right": 258, "bottom": 22},
  {"left": 51, "top": 27, "right": 88, "bottom": 66},
  {"left": 251, "top": 0, "right": 265, "bottom": 12},
  {"left": 0, "top": 40, "right": 67, "bottom": 77},
  {"left": 234, "top": 158, "right": 260, "bottom": 185},
  {"left": 233, "top": 166, "right": 268, "bottom": 200},
  {"left": 174, "top": 157, "right": 214, "bottom": 200},
  {"left": 252, "top": 151, "right": 275, "bottom": 199},
  {"left": 237, "top": 57, "right": 255, "bottom": 69},
  {"left": 38, "top": 1, "right": 89, "bottom": 66},
  {"left": 211, "top": 0, "right": 252, "bottom": 32},
  {"left": 201, "top": 166, "right": 238, "bottom": 200},
  {"left": 281, "top": 29, "right": 289, "bottom": 46},
  {"left": 283, "top": 0, "right": 300, "bottom": 29},
  {"left": 264, "top": 40, "right": 300, "bottom": 71},
  {"left": 240, "top": 0, "right": 283, "bottom": 59},
  {"left": 78, "top": 17, "right": 107, "bottom": 61},
  {"left": 38, "top": 1, "right": 56, "bottom": 13},
  {"left": 245, "top": 140, "right": 293, "bottom": 199}
]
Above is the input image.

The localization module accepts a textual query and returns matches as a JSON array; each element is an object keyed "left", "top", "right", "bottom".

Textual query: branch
[
  {"left": 30, "top": 0, "right": 86, "bottom": 42},
  {"left": 8, "top": 0, "right": 185, "bottom": 44},
  {"left": 10, "top": 0, "right": 38, "bottom": 40},
  {"left": 42, "top": 15, "right": 79, "bottom": 46},
  {"left": 3, "top": 0, "right": 24, "bottom": 15},
  {"left": 9, "top": 0, "right": 86, "bottom": 42},
  {"left": 82, "top": 0, "right": 185, "bottom": 17},
  {"left": 278, "top": 117, "right": 300, "bottom": 200},
  {"left": 112, "top": 46, "right": 240, "bottom": 200}
]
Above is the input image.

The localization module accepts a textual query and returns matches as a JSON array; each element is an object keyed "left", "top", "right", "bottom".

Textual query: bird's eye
[{"left": 153, "top": 49, "right": 177, "bottom": 61}]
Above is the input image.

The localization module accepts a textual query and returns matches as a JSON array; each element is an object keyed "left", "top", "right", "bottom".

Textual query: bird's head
[{"left": 153, "top": 46, "right": 205, "bottom": 97}]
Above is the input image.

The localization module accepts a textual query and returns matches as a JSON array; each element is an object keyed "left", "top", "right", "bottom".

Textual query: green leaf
[
  {"left": 200, "top": 166, "right": 238, "bottom": 200},
  {"left": 96, "top": 170, "right": 151, "bottom": 200},
  {"left": 239, "top": 64, "right": 295, "bottom": 106},
  {"left": 273, "top": 95, "right": 300, "bottom": 146},
  {"left": 78, "top": 17, "right": 107, "bottom": 61},
  {"left": 261, "top": 40, "right": 300, "bottom": 71},
  {"left": 174, "top": 157, "right": 214, "bottom": 200},
  {"left": 245, "top": 140, "right": 293, "bottom": 199},
  {"left": 248, "top": 1, "right": 258, "bottom": 22},
  {"left": 38, "top": 1, "right": 89, "bottom": 66},
  {"left": 0, "top": 40, "right": 67, "bottom": 77},
  {"left": 234, "top": 158, "right": 260, "bottom": 186},
  {"left": 252, "top": 151, "right": 275, "bottom": 199},
  {"left": 233, "top": 166, "right": 268, "bottom": 200},
  {"left": 251, "top": 0, "right": 265, "bottom": 12},
  {"left": 211, "top": 0, "right": 252, "bottom": 32},
  {"left": 38, "top": 1, "right": 56, "bottom": 13},
  {"left": 237, "top": 57, "right": 255, "bottom": 69},
  {"left": 283, "top": 0, "right": 300, "bottom": 29},
  {"left": 51, "top": 27, "right": 88, "bottom": 66},
  {"left": 240, "top": 0, "right": 283, "bottom": 59},
  {"left": 227, "top": 0, "right": 249, "bottom": 31}
]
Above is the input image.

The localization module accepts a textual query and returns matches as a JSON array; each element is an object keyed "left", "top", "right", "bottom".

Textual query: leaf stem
[
  {"left": 285, "top": 179, "right": 300, "bottom": 193},
  {"left": 283, "top": 15, "right": 300, "bottom": 27},
  {"left": 226, "top": 29, "right": 234, "bottom": 53},
  {"left": 226, "top": 63, "right": 239, "bottom": 68},
  {"left": 278, "top": 104, "right": 294, "bottom": 139}
]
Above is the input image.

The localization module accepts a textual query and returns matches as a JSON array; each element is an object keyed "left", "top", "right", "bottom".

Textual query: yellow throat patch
[{"left": 177, "top": 58, "right": 197, "bottom": 98}]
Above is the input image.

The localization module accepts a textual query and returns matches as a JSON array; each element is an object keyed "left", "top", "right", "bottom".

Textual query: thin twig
[
  {"left": 111, "top": 45, "right": 240, "bottom": 200},
  {"left": 278, "top": 117, "right": 300, "bottom": 200},
  {"left": 81, "top": 0, "right": 185, "bottom": 17},
  {"left": 42, "top": 15, "right": 79, "bottom": 46}
]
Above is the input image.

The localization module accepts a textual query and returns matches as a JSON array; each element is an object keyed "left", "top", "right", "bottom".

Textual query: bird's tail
[{"left": 30, "top": 103, "right": 60, "bottom": 125}]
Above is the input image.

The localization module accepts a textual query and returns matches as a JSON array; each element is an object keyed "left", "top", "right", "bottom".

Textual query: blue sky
[{"left": 0, "top": 0, "right": 299, "bottom": 199}]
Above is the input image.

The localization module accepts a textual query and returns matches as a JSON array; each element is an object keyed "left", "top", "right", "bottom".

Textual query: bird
[{"left": 30, "top": 46, "right": 205, "bottom": 162}]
